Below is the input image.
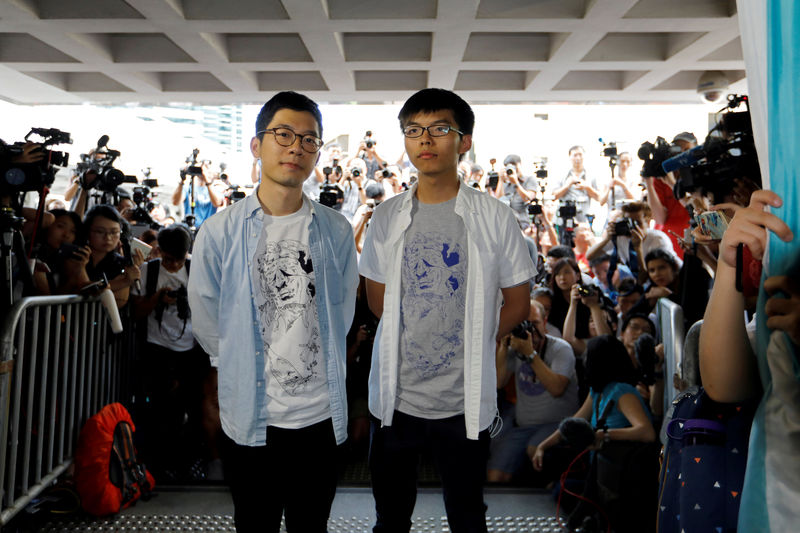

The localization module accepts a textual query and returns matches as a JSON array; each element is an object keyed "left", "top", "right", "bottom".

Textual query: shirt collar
[
  {"left": 244, "top": 189, "right": 317, "bottom": 221},
  {"left": 395, "top": 180, "right": 477, "bottom": 215}
]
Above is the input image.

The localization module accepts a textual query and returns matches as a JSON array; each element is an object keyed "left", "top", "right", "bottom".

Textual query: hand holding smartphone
[{"left": 695, "top": 211, "right": 731, "bottom": 240}]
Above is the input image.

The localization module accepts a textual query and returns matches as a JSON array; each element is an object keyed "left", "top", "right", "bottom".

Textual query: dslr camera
[
  {"left": 363, "top": 131, "right": 375, "bottom": 149},
  {"left": 613, "top": 217, "right": 636, "bottom": 237}
]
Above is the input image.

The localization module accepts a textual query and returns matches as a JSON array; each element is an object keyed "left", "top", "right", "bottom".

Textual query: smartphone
[
  {"left": 130, "top": 237, "right": 152, "bottom": 257},
  {"left": 695, "top": 211, "right": 730, "bottom": 240},
  {"left": 57, "top": 242, "right": 82, "bottom": 259}
]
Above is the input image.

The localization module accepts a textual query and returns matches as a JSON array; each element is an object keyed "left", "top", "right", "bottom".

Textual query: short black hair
[
  {"left": 617, "top": 277, "right": 644, "bottom": 296},
  {"left": 84, "top": 204, "right": 124, "bottom": 230},
  {"left": 644, "top": 248, "right": 679, "bottom": 271},
  {"left": 255, "top": 91, "right": 323, "bottom": 141},
  {"left": 589, "top": 254, "right": 612, "bottom": 268},
  {"left": 48, "top": 208, "right": 84, "bottom": 243},
  {"left": 531, "top": 286, "right": 554, "bottom": 301},
  {"left": 157, "top": 224, "right": 192, "bottom": 258},
  {"left": 621, "top": 313, "right": 656, "bottom": 336},
  {"left": 364, "top": 181, "right": 384, "bottom": 200},
  {"left": 547, "top": 245, "right": 576, "bottom": 260},
  {"left": 398, "top": 88, "right": 474, "bottom": 136},
  {"left": 503, "top": 154, "right": 521, "bottom": 166},
  {"left": 584, "top": 335, "right": 638, "bottom": 394}
]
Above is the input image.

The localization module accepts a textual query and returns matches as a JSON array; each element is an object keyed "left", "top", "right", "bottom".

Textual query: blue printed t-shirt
[{"left": 396, "top": 196, "right": 467, "bottom": 418}]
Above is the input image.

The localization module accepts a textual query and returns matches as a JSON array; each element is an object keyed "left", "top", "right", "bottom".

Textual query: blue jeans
[{"left": 369, "top": 411, "right": 490, "bottom": 533}]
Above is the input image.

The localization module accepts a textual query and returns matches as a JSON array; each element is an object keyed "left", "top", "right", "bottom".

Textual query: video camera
[
  {"left": 1, "top": 127, "right": 72, "bottom": 194},
  {"left": 600, "top": 139, "right": 619, "bottom": 162},
  {"left": 319, "top": 182, "right": 343, "bottom": 209},
  {"left": 637, "top": 136, "right": 681, "bottom": 178},
  {"left": 76, "top": 135, "right": 137, "bottom": 193},
  {"left": 323, "top": 158, "right": 343, "bottom": 178},
  {"left": 181, "top": 148, "right": 210, "bottom": 181},
  {"left": 533, "top": 158, "right": 548, "bottom": 179},
  {"left": 662, "top": 94, "right": 760, "bottom": 202}
]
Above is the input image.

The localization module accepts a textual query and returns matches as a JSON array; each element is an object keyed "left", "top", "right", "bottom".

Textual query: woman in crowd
[
  {"left": 643, "top": 248, "right": 710, "bottom": 326},
  {"left": 532, "top": 334, "right": 655, "bottom": 472},
  {"left": 548, "top": 258, "right": 591, "bottom": 344},
  {"left": 80, "top": 205, "right": 144, "bottom": 307},
  {"left": 31, "top": 209, "right": 84, "bottom": 294}
]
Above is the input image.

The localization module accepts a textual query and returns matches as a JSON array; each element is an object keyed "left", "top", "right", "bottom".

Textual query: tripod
[{"left": 1, "top": 207, "right": 35, "bottom": 310}]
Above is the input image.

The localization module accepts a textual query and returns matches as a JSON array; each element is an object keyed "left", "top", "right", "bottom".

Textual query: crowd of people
[{"left": 1, "top": 85, "right": 797, "bottom": 533}]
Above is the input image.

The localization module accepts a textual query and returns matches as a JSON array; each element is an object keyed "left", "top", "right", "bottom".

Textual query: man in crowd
[
  {"left": 171, "top": 162, "right": 224, "bottom": 228},
  {"left": 502, "top": 154, "right": 538, "bottom": 228},
  {"left": 188, "top": 91, "right": 359, "bottom": 533},
  {"left": 488, "top": 300, "right": 578, "bottom": 483},
  {"left": 360, "top": 88, "right": 535, "bottom": 532},
  {"left": 552, "top": 145, "right": 599, "bottom": 224}
]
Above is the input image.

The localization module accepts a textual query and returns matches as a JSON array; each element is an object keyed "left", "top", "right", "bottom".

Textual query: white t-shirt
[
  {"left": 135, "top": 261, "right": 195, "bottom": 352},
  {"left": 251, "top": 200, "right": 330, "bottom": 429}
]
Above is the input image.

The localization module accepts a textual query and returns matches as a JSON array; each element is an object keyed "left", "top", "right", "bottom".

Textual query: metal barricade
[
  {"left": 656, "top": 298, "right": 685, "bottom": 417},
  {"left": 0, "top": 295, "right": 136, "bottom": 526}
]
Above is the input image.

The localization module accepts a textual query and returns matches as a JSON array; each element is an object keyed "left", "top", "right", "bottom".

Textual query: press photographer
[
  {"left": 552, "top": 145, "right": 600, "bottom": 224},
  {"left": 131, "top": 224, "right": 210, "bottom": 482},
  {"left": 72, "top": 135, "right": 138, "bottom": 218},
  {"left": 171, "top": 149, "right": 223, "bottom": 229}
]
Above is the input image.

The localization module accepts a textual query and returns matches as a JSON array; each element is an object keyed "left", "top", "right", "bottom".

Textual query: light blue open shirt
[{"left": 188, "top": 193, "right": 359, "bottom": 447}]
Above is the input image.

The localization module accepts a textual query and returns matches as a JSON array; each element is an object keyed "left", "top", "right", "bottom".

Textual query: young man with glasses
[
  {"left": 360, "top": 88, "right": 536, "bottom": 532},
  {"left": 188, "top": 91, "right": 358, "bottom": 533}
]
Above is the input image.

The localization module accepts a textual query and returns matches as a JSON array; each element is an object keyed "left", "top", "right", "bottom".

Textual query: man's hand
[
  {"left": 630, "top": 224, "right": 646, "bottom": 247},
  {"left": 764, "top": 276, "right": 800, "bottom": 346},
  {"left": 509, "top": 331, "right": 534, "bottom": 358},
  {"left": 11, "top": 142, "right": 46, "bottom": 164},
  {"left": 714, "top": 190, "right": 793, "bottom": 268}
]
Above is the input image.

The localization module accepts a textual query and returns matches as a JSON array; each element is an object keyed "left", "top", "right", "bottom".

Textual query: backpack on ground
[
  {"left": 73, "top": 402, "right": 155, "bottom": 516},
  {"left": 657, "top": 387, "right": 756, "bottom": 533}
]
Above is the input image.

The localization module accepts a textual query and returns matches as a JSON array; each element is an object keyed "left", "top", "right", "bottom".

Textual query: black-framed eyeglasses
[
  {"left": 258, "top": 127, "right": 324, "bottom": 153},
  {"left": 402, "top": 124, "right": 463, "bottom": 138}
]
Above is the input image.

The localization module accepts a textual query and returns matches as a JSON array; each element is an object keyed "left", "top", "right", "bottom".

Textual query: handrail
[
  {"left": 1, "top": 295, "right": 135, "bottom": 526},
  {"left": 656, "top": 299, "right": 685, "bottom": 417}
]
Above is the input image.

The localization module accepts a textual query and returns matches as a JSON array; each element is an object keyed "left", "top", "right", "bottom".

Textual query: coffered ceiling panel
[{"left": 0, "top": 0, "right": 747, "bottom": 104}]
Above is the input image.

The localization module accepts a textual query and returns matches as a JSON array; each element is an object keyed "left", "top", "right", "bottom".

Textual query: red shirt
[{"left": 652, "top": 179, "right": 690, "bottom": 259}]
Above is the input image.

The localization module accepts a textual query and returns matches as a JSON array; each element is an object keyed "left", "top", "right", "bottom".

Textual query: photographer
[
  {"left": 352, "top": 181, "right": 384, "bottom": 254},
  {"left": 586, "top": 201, "right": 676, "bottom": 284},
  {"left": 488, "top": 300, "right": 578, "bottom": 483},
  {"left": 552, "top": 146, "right": 599, "bottom": 223},
  {"left": 30, "top": 209, "right": 85, "bottom": 295},
  {"left": 336, "top": 159, "right": 366, "bottom": 222},
  {"left": 81, "top": 205, "right": 144, "bottom": 308},
  {"left": 354, "top": 133, "right": 387, "bottom": 180},
  {"left": 599, "top": 151, "right": 640, "bottom": 214},
  {"left": 642, "top": 133, "right": 696, "bottom": 259},
  {"left": 171, "top": 161, "right": 223, "bottom": 228},
  {"left": 562, "top": 283, "right": 614, "bottom": 357},
  {"left": 502, "top": 154, "right": 538, "bottom": 227},
  {"left": 309, "top": 143, "right": 343, "bottom": 201},
  {"left": 131, "top": 224, "right": 209, "bottom": 481}
]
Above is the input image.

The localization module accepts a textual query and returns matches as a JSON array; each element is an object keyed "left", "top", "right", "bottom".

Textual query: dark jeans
[
  {"left": 222, "top": 419, "right": 340, "bottom": 533},
  {"left": 369, "top": 411, "right": 490, "bottom": 533}
]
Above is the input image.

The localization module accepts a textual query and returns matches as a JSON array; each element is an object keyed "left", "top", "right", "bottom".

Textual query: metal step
[{"left": 38, "top": 514, "right": 567, "bottom": 532}]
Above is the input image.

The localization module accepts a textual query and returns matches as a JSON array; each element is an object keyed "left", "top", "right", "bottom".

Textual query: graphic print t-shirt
[
  {"left": 252, "top": 201, "right": 330, "bottom": 428},
  {"left": 396, "top": 197, "right": 467, "bottom": 418}
]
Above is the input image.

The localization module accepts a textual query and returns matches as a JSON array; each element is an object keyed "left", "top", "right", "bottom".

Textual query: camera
[
  {"left": 613, "top": 217, "right": 636, "bottom": 237},
  {"left": 527, "top": 202, "right": 543, "bottom": 216},
  {"left": 77, "top": 135, "right": 137, "bottom": 193},
  {"left": 637, "top": 136, "right": 681, "bottom": 178},
  {"left": 511, "top": 320, "right": 533, "bottom": 340},
  {"left": 663, "top": 95, "right": 760, "bottom": 202},
  {"left": 486, "top": 158, "right": 499, "bottom": 190},
  {"left": 505, "top": 167, "right": 514, "bottom": 176},
  {"left": 1, "top": 127, "right": 72, "bottom": 194},
  {"left": 351, "top": 168, "right": 361, "bottom": 178},
  {"left": 534, "top": 159, "right": 548, "bottom": 179},
  {"left": 558, "top": 200, "right": 577, "bottom": 219},
  {"left": 319, "top": 183, "right": 343, "bottom": 209},
  {"left": 576, "top": 284, "right": 598, "bottom": 298},
  {"left": 323, "top": 158, "right": 342, "bottom": 177},
  {"left": 157, "top": 285, "right": 190, "bottom": 322},
  {"left": 364, "top": 131, "right": 374, "bottom": 149}
]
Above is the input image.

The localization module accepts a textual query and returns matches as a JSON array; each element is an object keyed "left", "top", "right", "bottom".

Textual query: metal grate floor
[{"left": 39, "top": 514, "right": 567, "bottom": 532}]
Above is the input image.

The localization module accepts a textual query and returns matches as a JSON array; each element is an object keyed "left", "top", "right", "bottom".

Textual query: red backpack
[{"left": 73, "top": 403, "right": 155, "bottom": 516}]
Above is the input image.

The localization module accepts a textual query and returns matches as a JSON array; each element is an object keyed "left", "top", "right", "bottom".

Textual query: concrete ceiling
[{"left": 0, "top": 0, "right": 747, "bottom": 105}]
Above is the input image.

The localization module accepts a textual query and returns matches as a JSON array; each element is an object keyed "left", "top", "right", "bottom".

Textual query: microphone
[{"left": 96, "top": 134, "right": 109, "bottom": 149}]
